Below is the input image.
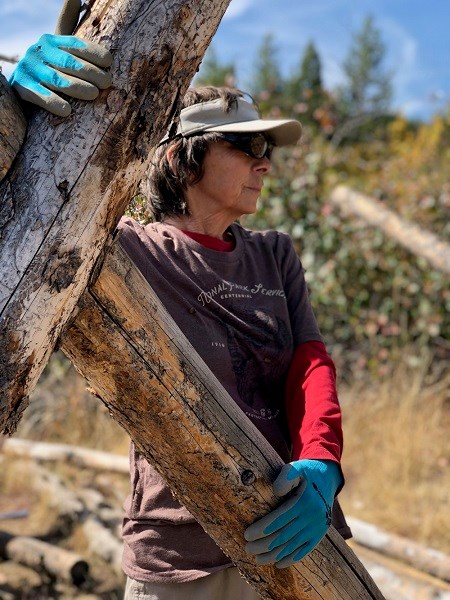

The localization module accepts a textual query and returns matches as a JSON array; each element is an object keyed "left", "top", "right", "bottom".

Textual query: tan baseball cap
[{"left": 163, "top": 97, "right": 302, "bottom": 146}]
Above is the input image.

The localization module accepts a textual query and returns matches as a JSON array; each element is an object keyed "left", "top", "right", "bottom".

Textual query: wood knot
[{"left": 241, "top": 470, "right": 256, "bottom": 486}]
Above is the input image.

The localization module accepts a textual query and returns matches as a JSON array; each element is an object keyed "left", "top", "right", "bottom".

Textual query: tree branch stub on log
[
  {"left": 61, "top": 237, "right": 385, "bottom": 600},
  {"left": 0, "top": 0, "right": 232, "bottom": 434}
]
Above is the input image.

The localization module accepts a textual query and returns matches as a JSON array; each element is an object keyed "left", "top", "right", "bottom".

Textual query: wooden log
[
  {"left": 329, "top": 185, "right": 450, "bottom": 275},
  {"left": 2, "top": 437, "right": 129, "bottom": 473},
  {"left": 0, "top": 0, "right": 231, "bottom": 434},
  {"left": 61, "top": 237, "right": 385, "bottom": 600},
  {"left": 0, "top": 530, "right": 89, "bottom": 586},
  {"left": 0, "top": 561, "right": 43, "bottom": 598},
  {"left": 352, "top": 544, "right": 450, "bottom": 600},
  {"left": 82, "top": 516, "right": 123, "bottom": 576},
  {"left": 0, "top": 72, "right": 26, "bottom": 181},
  {"left": 347, "top": 517, "right": 450, "bottom": 583},
  {"left": 32, "top": 463, "right": 85, "bottom": 520}
]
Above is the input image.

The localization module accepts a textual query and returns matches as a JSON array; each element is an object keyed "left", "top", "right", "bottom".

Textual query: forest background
[{"left": 8, "top": 16, "right": 450, "bottom": 555}]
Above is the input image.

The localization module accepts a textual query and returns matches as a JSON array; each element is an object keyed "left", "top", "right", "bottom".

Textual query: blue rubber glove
[
  {"left": 244, "top": 459, "right": 342, "bottom": 568},
  {"left": 10, "top": 0, "right": 112, "bottom": 117}
]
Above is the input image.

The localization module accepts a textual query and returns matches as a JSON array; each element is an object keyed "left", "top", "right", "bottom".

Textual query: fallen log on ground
[
  {"left": 0, "top": 531, "right": 89, "bottom": 586},
  {"left": 329, "top": 185, "right": 450, "bottom": 275},
  {"left": 32, "top": 463, "right": 85, "bottom": 527},
  {"left": 2, "top": 437, "right": 129, "bottom": 473},
  {"left": 353, "top": 544, "right": 450, "bottom": 600},
  {"left": 82, "top": 516, "right": 123, "bottom": 576},
  {"left": 60, "top": 236, "right": 385, "bottom": 600},
  {"left": 348, "top": 517, "right": 450, "bottom": 583}
]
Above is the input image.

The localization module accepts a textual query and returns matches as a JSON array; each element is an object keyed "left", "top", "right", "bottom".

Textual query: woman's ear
[{"left": 166, "top": 144, "right": 178, "bottom": 175}]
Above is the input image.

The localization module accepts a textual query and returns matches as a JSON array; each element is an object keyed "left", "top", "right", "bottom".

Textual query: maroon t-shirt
[{"left": 118, "top": 217, "right": 324, "bottom": 583}]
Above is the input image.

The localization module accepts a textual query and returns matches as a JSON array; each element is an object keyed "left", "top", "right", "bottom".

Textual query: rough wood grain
[
  {"left": 0, "top": 72, "right": 26, "bottom": 181},
  {"left": 330, "top": 185, "right": 450, "bottom": 274},
  {"left": 0, "top": 0, "right": 231, "bottom": 434},
  {"left": 61, "top": 237, "right": 385, "bottom": 600}
]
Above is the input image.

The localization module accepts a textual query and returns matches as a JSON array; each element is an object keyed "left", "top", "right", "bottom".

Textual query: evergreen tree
[
  {"left": 335, "top": 16, "right": 392, "bottom": 143},
  {"left": 297, "top": 41, "right": 322, "bottom": 95},
  {"left": 339, "top": 16, "right": 392, "bottom": 118},
  {"left": 285, "top": 42, "right": 327, "bottom": 128},
  {"left": 195, "top": 45, "right": 235, "bottom": 87},
  {"left": 249, "top": 33, "right": 283, "bottom": 114}
]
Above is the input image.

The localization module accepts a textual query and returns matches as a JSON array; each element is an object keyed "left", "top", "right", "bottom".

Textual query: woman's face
[{"left": 186, "top": 138, "right": 272, "bottom": 224}]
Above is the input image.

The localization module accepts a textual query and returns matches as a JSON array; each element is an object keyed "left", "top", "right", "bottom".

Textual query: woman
[
  {"left": 10, "top": 32, "right": 350, "bottom": 597},
  {"left": 117, "top": 86, "right": 351, "bottom": 599}
]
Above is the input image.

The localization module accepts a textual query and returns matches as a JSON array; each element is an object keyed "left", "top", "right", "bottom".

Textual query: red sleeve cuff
[{"left": 286, "top": 340, "right": 343, "bottom": 463}]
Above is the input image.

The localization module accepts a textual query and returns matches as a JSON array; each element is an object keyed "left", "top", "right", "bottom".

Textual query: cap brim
[{"left": 203, "top": 118, "right": 302, "bottom": 147}]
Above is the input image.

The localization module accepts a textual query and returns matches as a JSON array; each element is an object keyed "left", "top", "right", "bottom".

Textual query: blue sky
[{"left": 0, "top": 0, "right": 448, "bottom": 120}]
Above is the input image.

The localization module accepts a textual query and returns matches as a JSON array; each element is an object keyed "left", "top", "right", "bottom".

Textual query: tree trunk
[
  {"left": 0, "top": 72, "right": 26, "bottom": 181},
  {"left": 60, "top": 236, "right": 385, "bottom": 600},
  {"left": 329, "top": 185, "right": 450, "bottom": 274},
  {"left": 0, "top": 0, "right": 231, "bottom": 434}
]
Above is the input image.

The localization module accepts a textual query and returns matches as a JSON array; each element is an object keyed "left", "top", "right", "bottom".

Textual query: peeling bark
[{"left": 0, "top": 0, "right": 231, "bottom": 433}]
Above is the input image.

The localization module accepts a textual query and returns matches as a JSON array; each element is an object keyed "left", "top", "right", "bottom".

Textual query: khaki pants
[{"left": 124, "top": 568, "right": 261, "bottom": 600}]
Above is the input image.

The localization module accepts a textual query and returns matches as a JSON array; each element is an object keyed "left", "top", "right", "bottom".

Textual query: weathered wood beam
[
  {"left": 0, "top": 72, "right": 26, "bottom": 181},
  {"left": 330, "top": 185, "right": 450, "bottom": 274},
  {"left": 0, "top": 0, "right": 231, "bottom": 434},
  {"left": 61, "top": 237, "right": 385, "bottom": 600}
]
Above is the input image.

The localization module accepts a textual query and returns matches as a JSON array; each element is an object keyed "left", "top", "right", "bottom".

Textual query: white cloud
[{"left": 223, "top": 0, "right": 256, "bottom": 20}]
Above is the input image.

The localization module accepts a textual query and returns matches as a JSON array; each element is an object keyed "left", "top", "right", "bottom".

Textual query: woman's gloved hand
[
  {"left": 244, "top": 459, "right": 343, "bottom": 568},
  {"left": 9, "top": 0, "right": 112, "bottom": 117}
]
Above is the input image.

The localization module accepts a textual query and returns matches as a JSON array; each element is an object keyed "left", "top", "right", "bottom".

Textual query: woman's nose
[{"left": 255, "top": 155, "right": 272, "bottom": 174}]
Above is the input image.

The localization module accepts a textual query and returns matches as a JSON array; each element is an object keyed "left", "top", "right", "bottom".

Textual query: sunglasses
[{"left": 219, "top": 132, "right": 273, "bottom": 159}]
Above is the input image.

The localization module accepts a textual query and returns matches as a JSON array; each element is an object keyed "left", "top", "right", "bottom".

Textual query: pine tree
[
  {"left": 339, "top": 16, "right": 392, "bottom": 118},
  {"left": 297, "top": 41, "right": 322, "bottom": 96},
  {"left": 285, "top": 41, "right": 335, "bottom": 132},
  {"left": 331, "top": 16, "right": 393, "bottom": 144},
  {"left": 249, "top": 33, "right": 283, "bottom": 114},
  {"left": 195, "top": 45, "right": 235, "bottom": 87}
]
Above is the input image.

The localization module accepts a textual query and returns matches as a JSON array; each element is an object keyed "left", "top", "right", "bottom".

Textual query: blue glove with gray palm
[
  {"left": 10, "top": 0, "right": 112, "bottom": 117},
  {"left": 244, "top": 459, "right": 342, "bottom": 568}
]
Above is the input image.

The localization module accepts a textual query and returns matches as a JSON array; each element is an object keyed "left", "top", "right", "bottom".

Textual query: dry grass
[
  {"left": 17, "top": 351, "right": 129, "bottom": 455},
  {"left": 339, "top": 348, "right": 450, "bottom": 553}
]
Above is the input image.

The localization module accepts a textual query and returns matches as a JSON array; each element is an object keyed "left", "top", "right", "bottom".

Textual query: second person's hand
[{"left": 10, "top": 0, "right": 112, "bottom": 117}]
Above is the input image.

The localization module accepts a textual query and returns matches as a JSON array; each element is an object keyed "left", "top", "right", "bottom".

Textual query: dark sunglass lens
[
  {"left": 221, "top": 133, "right": 272, "bottom": 159},
  {"left": 250, "top": 134, "right": 268, "bottom": 159}
]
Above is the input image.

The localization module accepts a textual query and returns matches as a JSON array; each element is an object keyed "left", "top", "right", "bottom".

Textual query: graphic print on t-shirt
[{"left": 223, "top": 307, "right": 291, "bottom": 420}]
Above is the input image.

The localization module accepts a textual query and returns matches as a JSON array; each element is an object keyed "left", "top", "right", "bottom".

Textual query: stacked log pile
[
  {"left": 1, "top": 438, "right": 450, "bottom": 600},
  {"left": 0, "top": 440, "right": 127, "bottom": 599}
]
